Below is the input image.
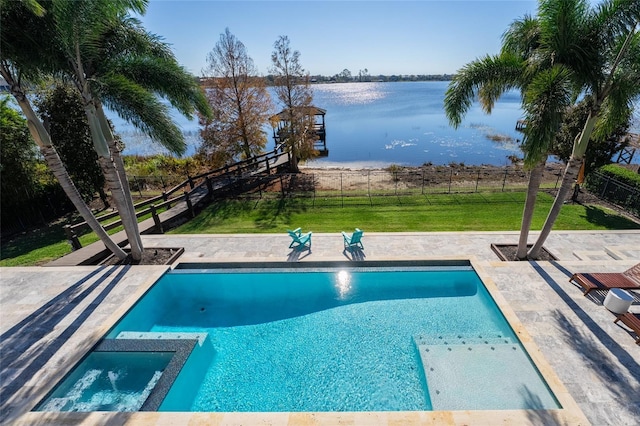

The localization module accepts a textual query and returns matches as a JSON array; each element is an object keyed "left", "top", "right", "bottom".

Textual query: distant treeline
[{"left": 199, "top": 74, "right": 454, "bottom": 87}]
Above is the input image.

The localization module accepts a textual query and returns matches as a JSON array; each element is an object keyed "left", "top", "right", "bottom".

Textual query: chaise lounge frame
[
  {"left": 569, "top": 263, "right": 640, "bottom": 296},
  {"left": 614, "top": 312, "right": 640, "bottom": 345}
]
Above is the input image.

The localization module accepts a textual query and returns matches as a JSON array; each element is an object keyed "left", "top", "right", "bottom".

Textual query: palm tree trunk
[
  {"left": 528, "top": 113, "right": 598, "bottom": 259},
  {"left": 81, "top": 96, "right": 144, "bottom": 261},
  {"left": 69, "top": 43, "right": 144, "bottom": 261},
  {"left": 41, "top": 146, "right": 127, "bottom": 259},
  {"left": 1, "top": 68, "right": 127, "bottom": 259},
  {"left": 516, "top": 159, "right": 546, "bottom": 260},
  {"left": 95, "top": 102, "right": 144, "bottom": 253}
]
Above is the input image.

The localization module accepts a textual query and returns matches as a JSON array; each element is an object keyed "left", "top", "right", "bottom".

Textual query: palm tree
[
  {"left": 527, "top": 0, "right": 640, "bottom": 258},
  {"left": 0, "top": 1, "right": 128, "bottom": 259},
  {"left": 446, "top": 0, "right": 640, "bottom": 260},
  {"left": 445, "top": 14, "right": 573, "bottom": 260},
  {"left": 2, "top": 0, "right": 211, "bottom": 261},
  {"left": 59, "top": 0, "right": 211, "bottom": 261}
]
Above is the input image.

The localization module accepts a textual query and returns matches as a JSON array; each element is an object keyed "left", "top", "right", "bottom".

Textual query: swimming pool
[{"left": 37, "top": 261, "right": 560, "bottom": 412}]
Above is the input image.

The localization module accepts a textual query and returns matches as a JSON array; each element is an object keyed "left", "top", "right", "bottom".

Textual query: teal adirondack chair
[
  {"left": 288, "top": 228, "right": 312, "bottom": 248},
  {"left": 342, "top": 228, "right": 364, "bottom": 249}
]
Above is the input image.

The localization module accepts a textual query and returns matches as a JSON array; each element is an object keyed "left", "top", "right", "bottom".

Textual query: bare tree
[
  {"left": 200, "top": 28, "right": 273, "bottom": 163},
  {"left": 270, "top": 35, "right": 315, "bottom": 172}
]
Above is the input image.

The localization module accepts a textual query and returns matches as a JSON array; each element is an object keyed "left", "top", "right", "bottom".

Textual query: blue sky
[{"left": 137, "top": 1, "right": 543, "bottom": 76}]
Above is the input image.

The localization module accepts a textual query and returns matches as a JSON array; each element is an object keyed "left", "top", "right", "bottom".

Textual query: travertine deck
[{"left": 2, "top": 230, "right": 639, "bottom": 425}]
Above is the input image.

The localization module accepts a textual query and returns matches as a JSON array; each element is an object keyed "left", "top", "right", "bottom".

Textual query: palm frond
[
  {"left": 0, "top": 2, "right": 69, "bottom": 81},
  {"left": 501, "top": 14, "right": 540, "bottom": 58},
  {"left": 50, "top": 0, "right": 148, "bottom": 62},
  {"left": 521, "top": 65, "right": 574, "bottom": 166},
  {"left": 444, "top": 53, "right": 525, "bottom": 127},
  {"left": 97, "top": 74, "right": 186, "bottom": 155},
  {"left": 592, "top": 63, "right": 639, "bottom": 140},
  {"left": 592, "top": 0, "right": 640, "bottom": 45},
  {"left": 107, "top": 55, "right": 211, "bottom": 120}
]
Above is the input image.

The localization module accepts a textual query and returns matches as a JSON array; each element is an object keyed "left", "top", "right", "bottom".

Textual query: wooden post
[
  {"left": 475, "top": 170, "right": 480, "bottom": 192},
  {"left": 185, "top": 191, "right": 195, "bottom": 218},
  {"left": 394, "top": 171, "right": 398, "bottom": 195},
  {"left": 188, "top": 175, "right": 195, "bottom": 190},
  {"left": 64, "top": 225, "right": 82, "bottom": 250},
  {"left": 340, "top": 173, "right": 344, "bottom": 208},
  {"left": 134, "top": 175, "right": 143, "bottom": 197},
  {"left": 162, "top": 191, "right": 171, "bottom": 208},
  {"left": 150, "top": 204, "right": 164, "bottom": 233},
  {"left": 449, "top": 169, "right": 453, "bottom": 193},
  {"left": 368, "top": 170, "right": 372, "bottom": 207},
  {"left": 502, "top": 168, "right": 508, "bottom": 192},
  {"left": 205, "top": 176, "right": 214, "bottom": 199},
  {"left": 280, "top": 174, "right": 285, "bottom": 197}
]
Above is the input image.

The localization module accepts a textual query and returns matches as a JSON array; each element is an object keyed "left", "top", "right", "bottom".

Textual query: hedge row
[
  {"left": 596, "top": 164, "right": 640, "bottom": 189},
  {"left": 585, "top": 164, "right": 640, "bottom": 217}
]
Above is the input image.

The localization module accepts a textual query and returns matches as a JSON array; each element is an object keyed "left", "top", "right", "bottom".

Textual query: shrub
[
  {"left": 596, "top": 164, "right": 640, "bottom": 189},
  {"left": 586, "top": 164, "right": 640, "bottom": 217}
]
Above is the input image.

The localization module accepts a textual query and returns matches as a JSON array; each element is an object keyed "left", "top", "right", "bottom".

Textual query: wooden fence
[{"left": 64, "top": 146, "right": 290, "bottom": 249}]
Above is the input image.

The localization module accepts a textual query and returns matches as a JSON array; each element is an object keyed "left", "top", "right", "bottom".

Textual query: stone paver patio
[{"left": 1, "top": 230, "right": 639, "bottom": 425}]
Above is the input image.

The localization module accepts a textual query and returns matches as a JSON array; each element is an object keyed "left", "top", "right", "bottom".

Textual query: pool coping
[{"left": 13, "top": 257, "right": 590, "bottom": 425}]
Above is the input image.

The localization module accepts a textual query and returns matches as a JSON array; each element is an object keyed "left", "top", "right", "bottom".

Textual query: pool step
[
  {"left": 115, "top": 331, "right": 208, "bottom": 346},
  {"left": 414, "top": 338, "right": 558, "bottom": 411},
  {"left": 413, "top": 333, "right": 515, "bottom": 347}
]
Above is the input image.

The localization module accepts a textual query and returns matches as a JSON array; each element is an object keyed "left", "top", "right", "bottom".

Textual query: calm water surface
[
  {"left": 308, "top": 81, "right": 523, "bottom": 167},
  {"left": 109, "top": 81, "right": 526, "bottom": 166}
]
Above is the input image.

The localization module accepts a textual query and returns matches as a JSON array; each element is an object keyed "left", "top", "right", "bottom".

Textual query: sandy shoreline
[
  {"left": 291, "top": 162, "right": 568, "bottom": 193},
  {"left": 299, "top": 161, "right": 567, "bottom": 174}
]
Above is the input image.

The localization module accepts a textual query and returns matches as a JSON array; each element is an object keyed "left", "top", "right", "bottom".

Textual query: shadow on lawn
[
  {"left": 254, "top": 198, "right": 308, "bottom": 230},
  {"left": 583, "top": 205, "right": 640, "bottom": 229}
]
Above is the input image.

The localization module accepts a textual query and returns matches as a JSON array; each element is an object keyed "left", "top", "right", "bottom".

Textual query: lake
[{"left": 108, "top": 81, "right": 527, "bottom": 167}]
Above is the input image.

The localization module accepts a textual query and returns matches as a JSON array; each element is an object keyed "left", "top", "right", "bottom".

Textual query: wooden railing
[{"left": 64, "top": 146, "right": 290, "bottom": 249}]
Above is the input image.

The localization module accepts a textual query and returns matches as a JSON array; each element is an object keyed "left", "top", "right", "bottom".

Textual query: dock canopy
[
  {"left": 270, "top": 106, "right": 327, "bottom": 155},
  {"left": 270, "top": 106, "right": 326, "bottom": 122}
]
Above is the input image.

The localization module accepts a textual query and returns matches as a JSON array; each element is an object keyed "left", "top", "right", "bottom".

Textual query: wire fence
[
  {"left": 299, "top": 167, "right": 563, "bottom": 195},
  {"left": 126, "top": 166, "right": 565, "bottom": 200},
  {"left": 585, "top": 170, "right": 640, "bottom": 217}
]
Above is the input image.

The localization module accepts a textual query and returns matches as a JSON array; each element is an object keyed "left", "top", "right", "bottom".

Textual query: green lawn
[
  {"left": 0, "top": 224, "right": 100, "bottom": 267},
  {"left": 2, "top": 191, "right": 637, "bottom": 267},
  {"left": 172, "top": 191, "right": 639, "bottom": 233}
]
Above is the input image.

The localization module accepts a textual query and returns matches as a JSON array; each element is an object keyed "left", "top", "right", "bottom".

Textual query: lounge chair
[
  {"left": 569, "top": 263, "right": 640, "bottom": 295},
  {"left": 342, "top": 228, "right": 364, "bottom": 249},
  {"left": 614, "top": 312, "right": 640, "bottom": 345},
  {"left": 287, "top": 228, "right": 312, "bottom": 249}
]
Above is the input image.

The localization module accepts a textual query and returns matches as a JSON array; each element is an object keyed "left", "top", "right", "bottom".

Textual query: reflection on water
[
  {"left": 314, "top": 82, "right": 389, "bottom": 105},
  {"left": 106, "top": 81, "right": 526, "bottom": 166}
]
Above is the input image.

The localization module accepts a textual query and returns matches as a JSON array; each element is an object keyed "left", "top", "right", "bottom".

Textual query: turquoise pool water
[
  {"left": 98, "top": 265, "right": 559, "bottom": 412},
  {"left": 44, "top": 264, "right": 559, "bottom": 412}
]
